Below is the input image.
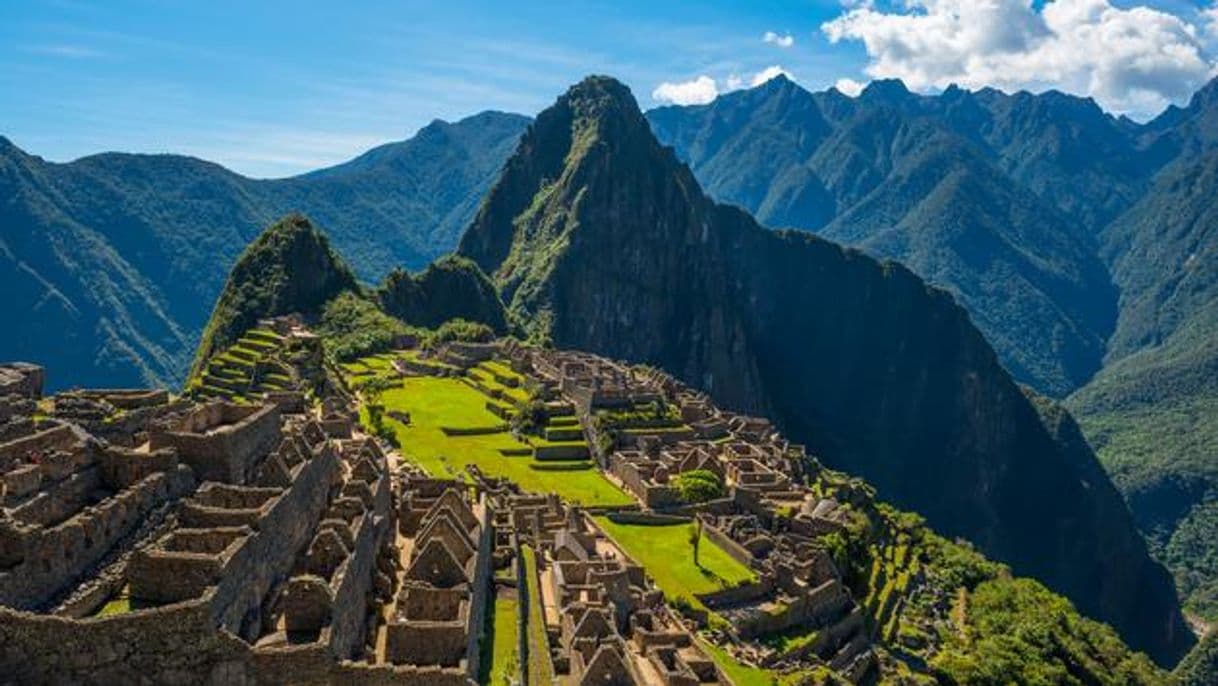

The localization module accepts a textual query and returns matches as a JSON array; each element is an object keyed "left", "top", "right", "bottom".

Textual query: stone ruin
[
  {"left": 385, "top": 478, "right": 492, "bottom": 676},
  {"left": 0, "top": 358, "right": 452, "bottom": 685}
]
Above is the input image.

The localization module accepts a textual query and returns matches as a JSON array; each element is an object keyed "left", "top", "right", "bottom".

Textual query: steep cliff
[{"left": 459, "top": 75, "right": 1192, "bottom": 664}]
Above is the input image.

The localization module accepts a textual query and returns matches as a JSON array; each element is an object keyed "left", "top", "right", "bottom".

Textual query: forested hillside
[{"left": 0, "top": 112, "right": 526, "bottom": 389}]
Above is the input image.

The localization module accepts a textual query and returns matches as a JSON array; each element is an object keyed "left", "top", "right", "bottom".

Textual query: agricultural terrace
[
  {"left": 594, "top": 516, "right": 756, "bottom": 610},
  {"left": 521, "top": 546, "right": 555, "bottom": 686},
  {"left": 344, "top": 354, "right": 633, "bottom": 507}
]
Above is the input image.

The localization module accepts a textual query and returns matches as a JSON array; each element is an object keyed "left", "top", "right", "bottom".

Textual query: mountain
[
  {"left": 647, "top": 75, "right": 1218, "bottom": 624},
  {"left": 377, "top": 254, "right": 508, "bottom": 332},
  {"left": 1068, "top": 146, "right": 1218, "bottom": 622},
  {"left": 647, "top": 76, "right": 1124, "bottom": 397},
  {"left": 459, "top": 75, "right": 1192, "bottom": 664},
  {"left": 0, "top": 111, "right": 527, "bottom": 390},
  {"left": 189, "top": 213, "right": 358, "bottom": 379}
]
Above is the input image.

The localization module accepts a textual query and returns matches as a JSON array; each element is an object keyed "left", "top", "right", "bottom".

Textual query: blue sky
[{"left": 2, "top": 1, "right": 1216, "bottom": 178}]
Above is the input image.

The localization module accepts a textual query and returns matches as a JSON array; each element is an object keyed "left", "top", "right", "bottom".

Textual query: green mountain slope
[
  {"left": 1069, "top": 148, "right": 1218, "bottom": 621},
  {"left": 377, "top": 254, "right": 507, "bottom": 332},
  {"left": 648, "top": 77, "right": 1121, "bottom": 397},
  {"left": 0, "top": 111, "right": 527, "bottom": 389},
  {"left": 460, "top": 75, "right": 1192, "bottom": 665},
  {"left": 1176, "top": 631, "right": 1218, "bottom": 686}
]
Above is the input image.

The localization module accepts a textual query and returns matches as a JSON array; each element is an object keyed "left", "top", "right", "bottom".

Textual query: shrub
[
  {"left": 673, "top": 469, "right": 724, "bottom": 503},
  {"left": 318, "top": 292, "right": 418, "bottom": 361},
  {"left": 430, "top": 318, "right": 495, "bottom": 344},
  {"left": 512, "top": 399, "right": 549, "bottom": 436}
]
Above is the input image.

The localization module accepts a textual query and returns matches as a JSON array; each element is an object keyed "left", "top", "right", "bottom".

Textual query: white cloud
[
  {"left": 822, "top": 0, "right": 1218, "bottom": 118},
  {"left": 835, "top": 78, "right": 866, "bottom": 97},
  {"left": 652, "top": 75, "right": 719, "bottom": 105},
  {"left": 763, "top": 31, "right": 795, "bottom": 48},
  {"left": 750, "top": 65, "right": 792, "bottom": 86},
  {"left": 652, "top": 66, "right": 795, "bottom": 105}
]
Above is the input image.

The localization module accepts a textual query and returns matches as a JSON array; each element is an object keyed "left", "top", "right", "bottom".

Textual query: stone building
[{"left": 385, "top": 479, "right": 492, "bottom": 678}]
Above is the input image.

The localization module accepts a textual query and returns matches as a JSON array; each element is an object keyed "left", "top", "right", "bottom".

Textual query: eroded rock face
[{"left": 459, "top": 75, "right": 1193, "bottom": 664}]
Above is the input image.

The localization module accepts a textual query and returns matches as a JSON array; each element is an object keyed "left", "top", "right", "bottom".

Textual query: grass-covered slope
[
  {"left": 458, "top": 75, "right": 1192, "bottom": 664},
  {"left": 0, "top": 112, "right": 527, "bottom": 390},
  {"left": 189, "top": 213, "right": 358, "bottom": 381}
]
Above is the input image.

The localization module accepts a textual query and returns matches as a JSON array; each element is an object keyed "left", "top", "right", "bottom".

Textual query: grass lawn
[
  {"left": 521, "top": 547, "right": 554, "bottom": 686},
  {"left": 478, "top": 596, "right": 519, "bottom": 686},
  {"left": 365, "top": 375, "right": 632, "bottom": 507},
  {"left": 698, "top": 639, "right": 815, "bottom": 686},
  {"left": 593, "top": 517, "right": 756, "bottom": 608}
]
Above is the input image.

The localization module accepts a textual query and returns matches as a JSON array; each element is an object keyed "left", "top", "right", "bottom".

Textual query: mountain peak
[
  {"left": 188, "top": 213, "right": 358, "bottom": 380},
  {"left": 1189, "top": 75, "right": 1218, "bottom": 110},
  {"left": 860, "top": 78, "right": 912, "bottom": 103},
  {"left": 557, "top": 75, "right": 648, "bottom": 133}
]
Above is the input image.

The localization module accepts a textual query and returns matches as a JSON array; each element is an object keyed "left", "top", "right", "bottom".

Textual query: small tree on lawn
[{"left": 689, "top": 519, "right": 703, "bottom": 568}]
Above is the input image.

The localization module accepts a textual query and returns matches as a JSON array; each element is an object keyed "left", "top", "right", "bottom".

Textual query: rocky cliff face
[{"left": 459, "top": 75, "right": 1192, "bottom": 664}]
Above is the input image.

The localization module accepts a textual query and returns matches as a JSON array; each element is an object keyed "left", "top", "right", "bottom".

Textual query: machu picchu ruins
[{"left": 0, "top": 319, "right": 1174, "bottom": 684}]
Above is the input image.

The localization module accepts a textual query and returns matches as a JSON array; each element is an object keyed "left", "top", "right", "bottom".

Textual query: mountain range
[{"left": 0, "top": 111, "right": 527, "bottom": 389}]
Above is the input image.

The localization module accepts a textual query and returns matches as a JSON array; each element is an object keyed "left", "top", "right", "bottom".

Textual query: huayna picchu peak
[{"left": 460, "top": 75, "right": 1192, "bottom": 665}]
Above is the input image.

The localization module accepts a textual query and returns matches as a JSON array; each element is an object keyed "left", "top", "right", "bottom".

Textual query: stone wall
[
  {"left": 0, "top": 599, "right": 478, "bottom": 686},
  {"left": 0, "top": 466, "right": 195, "bottom": 609},
  {"left": 150, "top": 403, "right": 281, "bottom": 484}
]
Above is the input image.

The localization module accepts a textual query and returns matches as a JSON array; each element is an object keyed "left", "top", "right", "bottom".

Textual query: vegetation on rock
[{"left": 377, "top": 255, "right": 508, "bottom": 333}]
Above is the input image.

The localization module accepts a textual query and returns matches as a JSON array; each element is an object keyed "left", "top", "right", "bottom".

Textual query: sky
[{"left": 2, "top": 0, "right": 1217, "bottom": 178}]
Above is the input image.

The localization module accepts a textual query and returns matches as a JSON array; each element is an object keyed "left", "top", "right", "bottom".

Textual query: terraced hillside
[
  {"left": 189, "top": 328, "right": 296, "bottom": 402},
  {"left": 327, "top": 338, "right": 1168, "bottom": 683},
  {"left": 343, "top": 349, "right": 626, "bottom": 506}
]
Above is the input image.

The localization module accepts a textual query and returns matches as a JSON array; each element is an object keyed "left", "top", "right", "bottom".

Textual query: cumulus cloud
[
  {"left": 749, "top": 65, "right": 793, "bottom": 86},
  {"left": 651, "top": 75, "right": 719, "bottom": 105},
  {"left": 763, "top": 31, "right": 795, "bottom": 48},
  {"left": 822, "top": 0, "right": 1218, "bottom": 118},
  {"left": 835, "top": 78, "right": 866, "bottom": 96},
  {"left": 653, "top": 66, "right": 794, "bottom": 105}
]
